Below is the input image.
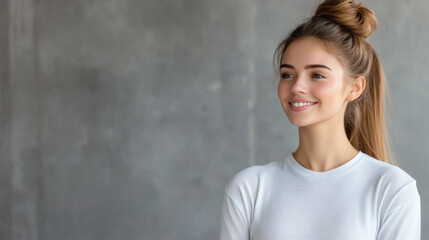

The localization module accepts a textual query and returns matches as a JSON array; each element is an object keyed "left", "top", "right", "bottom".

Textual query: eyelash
[
  {"left": 312, "top": 73, "right": 325, "bottom": 79},
  {"left": 280, "top": 73, "right": 326, "bottom": 79},
  {"left": 281, "top": 73, "right": 294, "bottom": 79}
]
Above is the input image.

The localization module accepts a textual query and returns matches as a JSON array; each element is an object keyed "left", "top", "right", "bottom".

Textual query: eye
[
  {"left": 281, "top": 73, "right": 294, "bottom": 79},
  {"left": 312, "top": 73, "right": 325, "bottom": 79}
]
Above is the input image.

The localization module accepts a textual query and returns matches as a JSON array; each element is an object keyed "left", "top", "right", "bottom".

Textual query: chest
[{"left": 250, "top": 179, "right": 379, "bottom": 240}]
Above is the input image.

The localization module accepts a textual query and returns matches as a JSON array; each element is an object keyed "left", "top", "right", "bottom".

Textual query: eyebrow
[{"left": 280, "top": 64, "right": 332, "bottom": 71}]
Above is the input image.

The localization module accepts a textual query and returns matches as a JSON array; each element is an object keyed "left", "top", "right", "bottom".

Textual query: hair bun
[{"left": 313, "top": 0, "right": 377, "bottom": 38}]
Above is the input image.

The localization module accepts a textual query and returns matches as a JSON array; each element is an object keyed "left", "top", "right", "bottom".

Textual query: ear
[{"left": 346, "top": 76, "right": 365, "bottom": 102}]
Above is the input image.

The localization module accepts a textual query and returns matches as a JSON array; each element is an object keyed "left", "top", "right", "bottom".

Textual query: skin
[{"left": 278, "top": 37, "right": 365, "bottom": 172}]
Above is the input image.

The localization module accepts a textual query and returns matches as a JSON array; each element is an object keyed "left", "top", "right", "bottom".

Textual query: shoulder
[
  {"left": 359, "top": 152, "right": 416, "bottom": 185},
  {"left": 224, "top": 161, "right": 278, "bottom": 201},
  {"left": 358, "top": 153, "right": 422, "bottom": 230},
  {"left": 359, "top": 152, "right": 420, "bottom": 207}
]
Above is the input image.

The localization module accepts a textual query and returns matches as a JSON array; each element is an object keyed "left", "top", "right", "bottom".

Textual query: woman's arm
[
  {"left": 219, "top": 187, "right": 250, "bottom": 240},
  {"left": 376, "top": 180, "right": 421, "bottom": 239}
]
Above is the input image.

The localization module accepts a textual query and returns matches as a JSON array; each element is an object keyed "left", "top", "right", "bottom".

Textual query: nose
[{"left": 291, "top": 74, "right": 308, "bottom": 94}]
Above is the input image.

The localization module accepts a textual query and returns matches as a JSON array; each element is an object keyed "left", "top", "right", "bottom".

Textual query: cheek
[
  {"left": 278, "top": 82, "right": 291, "bottom": 97},
  {"left": 315, "top": 81, "right": 344, "bottom": 105}
]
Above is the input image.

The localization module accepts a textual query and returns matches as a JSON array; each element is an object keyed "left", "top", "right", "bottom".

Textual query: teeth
[{"left": 291, "top": 102, "right": 316, "bottom": 107}]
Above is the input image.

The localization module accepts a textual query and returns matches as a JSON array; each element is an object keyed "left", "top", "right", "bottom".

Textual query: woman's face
[{"left": 278, "top": 37, "right": 352, "bottom": 127}]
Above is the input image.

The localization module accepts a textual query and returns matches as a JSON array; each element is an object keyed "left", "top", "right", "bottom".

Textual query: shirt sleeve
[
  {"left": 219, "top": 187, "right": 250, "bottom": 240},
  {"left": 376, "top": 180, "right": 421, "bottom": 240}
]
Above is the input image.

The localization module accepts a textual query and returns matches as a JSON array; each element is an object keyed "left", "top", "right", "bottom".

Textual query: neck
[{"left": 292, "top": 114, "right": 358, "bottom": 172}]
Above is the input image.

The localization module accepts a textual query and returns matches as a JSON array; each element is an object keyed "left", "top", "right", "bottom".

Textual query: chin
[
  {"left": 287, "top": 118, "right": 312, "bottom": 127},
  {"left": 291, "top": 122, "right": 311, "bottom": 127}
]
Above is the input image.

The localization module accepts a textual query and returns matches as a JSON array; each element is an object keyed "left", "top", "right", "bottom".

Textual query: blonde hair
[{"left": 273, "top": 0, "right": 397, "bottom": 165}]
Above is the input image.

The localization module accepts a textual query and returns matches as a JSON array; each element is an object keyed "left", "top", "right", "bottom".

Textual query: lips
[
  {"left": 289, "top": 98, "right": 318, "bottom": 104},
  {"left": 289, "top": 102, "right": 317, "bottom": 111}
]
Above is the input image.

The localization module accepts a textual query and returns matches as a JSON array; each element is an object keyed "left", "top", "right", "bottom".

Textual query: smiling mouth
[
  {"left": 288, "top": 102, "right": 318, "bottom": 112},
  {"left": 289, "top": 102, "right": 318, "bottom": 107}
]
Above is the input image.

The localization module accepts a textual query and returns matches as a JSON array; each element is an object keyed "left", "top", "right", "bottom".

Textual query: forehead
[{"left": 281, "top": 37, "right": 343, "bottom": 72}]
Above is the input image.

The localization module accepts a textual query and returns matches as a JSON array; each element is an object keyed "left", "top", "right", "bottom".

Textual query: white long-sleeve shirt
[{"left": 219, "top": 150, "right": 421, "bottom": 239}]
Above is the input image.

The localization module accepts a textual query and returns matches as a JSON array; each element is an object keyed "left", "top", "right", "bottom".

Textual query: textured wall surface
[{"left": 1, "top": 0, "right": 428, "bottom": 239}]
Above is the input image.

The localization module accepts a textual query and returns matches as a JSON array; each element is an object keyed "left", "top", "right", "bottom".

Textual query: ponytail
[{"left": 345, "top": 46, "right": 397, "bottom": 165}]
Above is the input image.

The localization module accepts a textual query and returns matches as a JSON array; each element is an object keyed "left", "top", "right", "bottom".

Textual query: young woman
[{"left": 219, "top": 0, "right": 421, "bottom": 239}]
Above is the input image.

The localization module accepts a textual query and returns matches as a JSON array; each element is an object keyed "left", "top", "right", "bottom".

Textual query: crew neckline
[{"left": 286, "top": 151, "right": 364, "bottom": 177}]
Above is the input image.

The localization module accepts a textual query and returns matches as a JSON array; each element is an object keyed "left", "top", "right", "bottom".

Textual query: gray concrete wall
[
  {"left": 0, "top": 0, "right": 11, "bottom": 239},
  {"left": 1, "top": 0, "right": 427, "bottom": 239}
]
